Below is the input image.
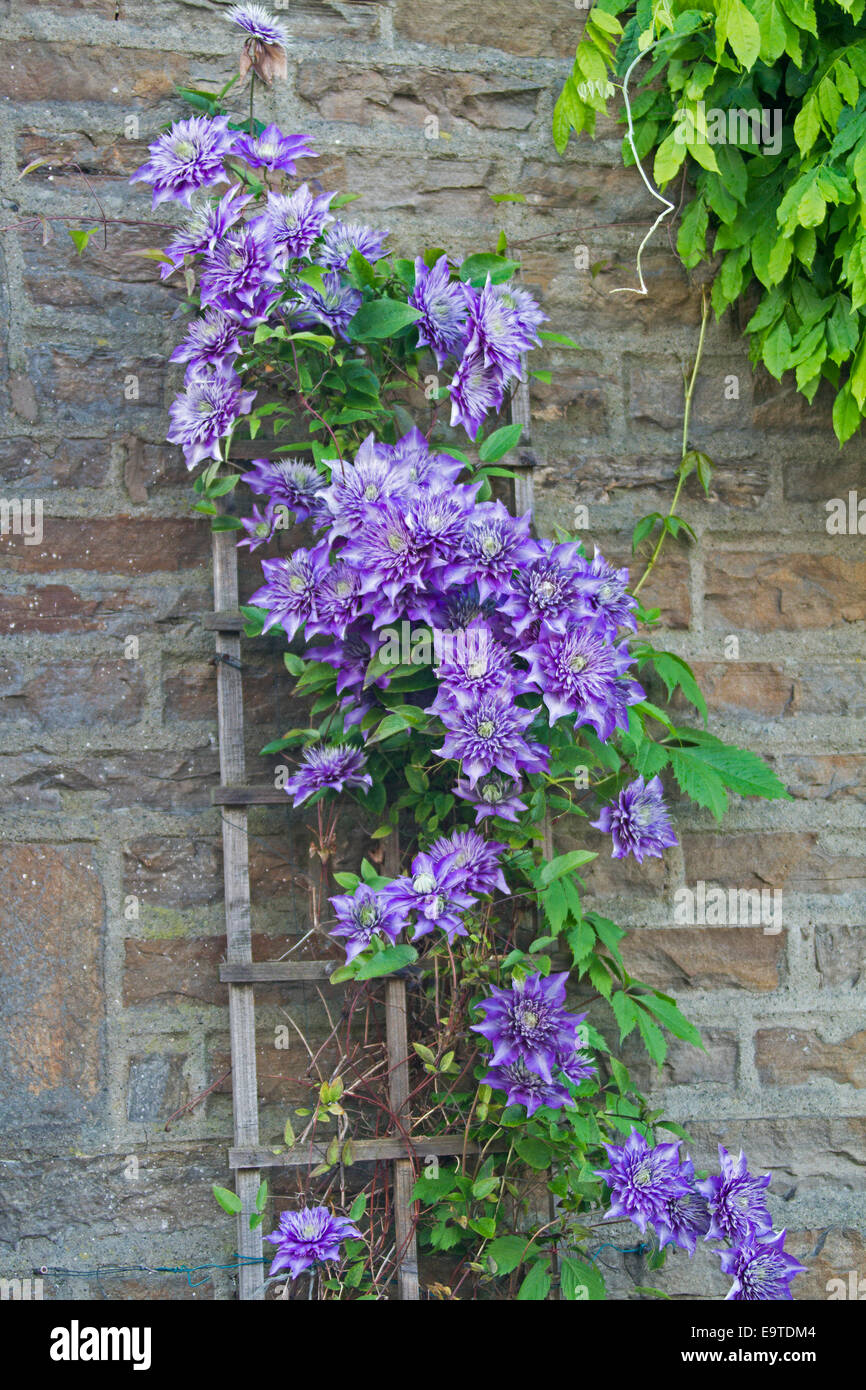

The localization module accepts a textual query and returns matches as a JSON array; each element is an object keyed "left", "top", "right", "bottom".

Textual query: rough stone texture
[{"left": 0, "top": 0, "right": 864, "bottom": 1304}]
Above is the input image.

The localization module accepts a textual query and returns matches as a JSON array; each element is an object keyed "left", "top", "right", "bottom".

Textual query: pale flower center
[
  {"left": 476, "top": 719, "right": 495, "bottom": 739},
  {"left": 413, "top": 872, "right": 436, "bottom": 895}
]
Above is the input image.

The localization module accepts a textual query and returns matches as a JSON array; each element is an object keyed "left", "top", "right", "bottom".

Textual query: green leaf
[
  {"left": 412, "top": 1165, "right": 461, "bottom": 1202},
  {"left": 515, "top": 1136, "right": 551, "bottom": 1170},
  {"left": 350, "top": 1192, "right": 368, "bottom": 1222},
  {"left": 347, "top": 299, "right": 421, "bottom": 340},
  {"left": 458, "top": 252, "right": 521, "bottom": 286},
  {"left": 635, "top": 1006, "right": 668, "bottom": 1067},
  {"left": 67, "top": 226, "right": 100, "bottom": 254},
  {"left": 668, "top": 746, "right": 728, "bottom": 820},
  {"left": 538, "top": 330, "right": 581, "bottom": 349},
  {"left": 478, "top": 423, "right": 523, "bottom": 462},
  {"left": 673, "top": 734, "right": 791, "bottom": 800},
  {"left": 720, "top": 0, "right": 761, "bottom": 68},
  {"left": 487, "top": 1234, "right": 528, "bottom": 1276},
  {"left": 212, "top": 1185, "right": 242, "bottom": 1215},
  {"left": 560, "top": 1254, "right": 607, "bottom": 1301},
  {"left": 354, "top": 943, "right": 418, "bottom": 980},
  {"left": 516, "top": 1259, "right": 551, "bottom": 1300},
  {"left": 640, "top": 993, "right": 703, "bottom": 1050},
  {"left": 612, "top": 990, "right": 638, "bottom": 1042},
  {"left": 539, "top": 850, "right": 597, "bottom": 886}
]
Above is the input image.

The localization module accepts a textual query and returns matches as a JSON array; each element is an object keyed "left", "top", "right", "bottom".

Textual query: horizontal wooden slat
[
  {"left": 212, "top": 786, "right": 289, "bottom": 805},
  {"left": 220, "top": 961, "right": 336, "bottom": 983},
  {"left": 203, "top": 610, "right": 245, "bottom": 632},
  {"left": 231, "top": 1134, "right": 497, "bottom": 1169}
]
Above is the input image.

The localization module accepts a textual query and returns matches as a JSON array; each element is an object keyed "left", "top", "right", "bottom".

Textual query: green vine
[{"left": 555, "top": 0, "right": 866, "bottom": 444}]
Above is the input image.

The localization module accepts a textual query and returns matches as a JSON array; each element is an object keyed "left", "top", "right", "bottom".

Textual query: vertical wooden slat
[
  {"left": 212, "top": 531, "right": 264, "bottom": 1302},
  {"left": 383, "top": 834, "right": 420, "bottom": 1300}
]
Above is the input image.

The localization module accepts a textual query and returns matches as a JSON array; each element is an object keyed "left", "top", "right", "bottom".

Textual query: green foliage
[{"left": 557, "top": 0, "right": 866, "bottom": 443}]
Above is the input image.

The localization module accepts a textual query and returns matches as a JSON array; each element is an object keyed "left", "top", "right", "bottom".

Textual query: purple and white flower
[
  {"left": 329, "top": 881, "right": 406, "bottom": 962},
  {"left": 318, "top": 221, "right": 389, "bottom": 271},
  {"left": 233, "top": 125, "right": 315, "bottom": 175},
  {"left": 167, "top": 366, "right": 255, "bottom": 470},
  {"left": 596, "top": 1129, "right": 691, "bottom": 1236},
  {"left": 265, "top": 1205, "right": 360, "bottom": 1279},
  {"left": 247, "top": 548, "right": 325, "bottom": 638},
  {"left": 256, "top": 184, "right": 334, "bottom": 262},
  {"left": 131, "top": 115, "right": 235, "bottom": 208},
  {"left": 409, "top": 255, "right": 470, "bottom": 367},
  {"left": 384, "top": 851, "right": 476, "bottom": 943},
  {"left": 696, "top": 1146, "right": 773, "bottom": 1246},
  {"left": 591, "top": 775, "right": 677, "bottom": 863},
  {"left": 283, "top": 743, "right": 372, "bottom": 805},
  {"left": 435, "top": 686, "right": 547, "bottom": 787},
  {"left": 719, "top": 1229, "right": 807, "bottom": 1301},
  {"left": 472, "top": 972, "right": 584, "bottom": 1083},
  {"left": 522, "top": 620, "right": 643, "bottom": 735}
]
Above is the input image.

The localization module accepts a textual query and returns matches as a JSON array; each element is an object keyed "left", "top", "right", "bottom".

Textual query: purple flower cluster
[
  {"left": 242, "top": 427, "right": 656, "bottom": 861},
  {"left": 327, "top": 827, "right": 507, "bottom": 961},
  {"left": 598, "top": 1131, "right": 806, "bottom": 1299},
  {"left": 472, "top": 972, "right": 595, "bottom": 1116}
]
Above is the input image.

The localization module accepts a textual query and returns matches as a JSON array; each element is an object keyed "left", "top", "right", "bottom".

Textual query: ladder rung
[
  {"left": 230, "top": 1135, "right": 499, "bottom": 1169},
  {"left": 212, "top": 786, "right": 289, "bottom": 805},
  {"left": 203, "top": 610, "right": 245, "bottom": 631},
  {"left": 220, "top": 961, "right": 337, "bottom": 983}
]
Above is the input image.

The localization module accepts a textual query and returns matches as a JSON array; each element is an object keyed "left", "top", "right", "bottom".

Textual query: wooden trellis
[{"left": 210, "top": 384, "right": 536, "bottom": 1301}]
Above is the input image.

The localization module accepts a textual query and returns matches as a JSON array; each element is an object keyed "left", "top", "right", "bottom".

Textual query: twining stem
[
  {"left": 249, "top": 72, "right": 256, "bottom": 134},
  {"left": 632, "top": 285, "right": 710, "bottom": 598}
]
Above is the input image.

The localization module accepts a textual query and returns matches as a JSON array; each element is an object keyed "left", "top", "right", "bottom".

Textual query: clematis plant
[{"left": 131, "top": 7, "right": 799, "bottom": 1301}]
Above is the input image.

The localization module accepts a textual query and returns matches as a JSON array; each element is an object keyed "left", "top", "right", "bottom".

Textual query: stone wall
[{"left": 0, "top": 0, "right": 863, "bottom": 1300}]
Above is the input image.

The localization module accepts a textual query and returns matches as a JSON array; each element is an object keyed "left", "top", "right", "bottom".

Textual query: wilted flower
[
  {"left": 265, "top": 1205, "right": 360, "bottom": 1279},
  {"left": 283, "top": 743, "right": 372, "bottom": 805},
  {"left": 719, "top": 1229, "right": 807, "bottom": 1301},
  {"left": 131, "top": 114, "right": 235, "bottom": 208},
  {"left": 591, "top": 775, "right": 677, "bottom": 863},
  {"left": 227, "top": 3, "right": 289, "bottom": 84}
]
